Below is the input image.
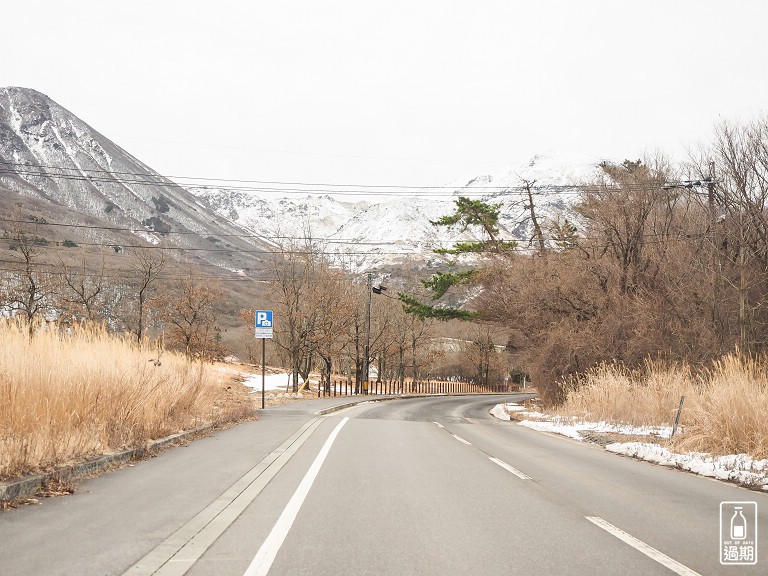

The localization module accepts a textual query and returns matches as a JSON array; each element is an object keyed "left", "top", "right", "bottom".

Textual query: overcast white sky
[{"left": 3, "top": 1, "right": 768, "bottom": 187}]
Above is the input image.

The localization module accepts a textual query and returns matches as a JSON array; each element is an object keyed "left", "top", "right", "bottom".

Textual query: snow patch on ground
[
  {"left": 519, "top": 419, "right": 673, "bottom": 439},
  {"left": 492, "top": 402, "right": 768, "bottom": 490},
  {"left": 489, "top": 404, "right": 514, "bottom": 421},
  {"left": 240, "top": 372, "right": 319, "bottom": 397},
  {"left": 607, "top": 443, "right": 768, "bottom": 490}
]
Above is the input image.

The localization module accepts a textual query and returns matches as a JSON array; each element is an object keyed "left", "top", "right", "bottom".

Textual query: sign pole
[
  {"left": 261, "top": 337, "right": 266, "bottom": 410},
  {"left": 255, "top": 310, "right": 273, "bottom": 409}
]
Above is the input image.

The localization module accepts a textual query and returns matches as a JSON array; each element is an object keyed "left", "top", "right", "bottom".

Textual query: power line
[
  {"left": 0, "top": 217, "right": 416, "bottom": 246},
  {"left": 0, "top": 159, "right": 587, "bottom": 190},
  {"left": 0, "top": 159, "right": 685, "bottom": 197},
  {"left": 0, "top": 226, "right": 713, "bottom": 261}
]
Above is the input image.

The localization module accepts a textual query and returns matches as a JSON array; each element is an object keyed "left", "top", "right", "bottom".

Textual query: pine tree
[{"left": 398, "top": 196, "right": 516, "bottom": 320}]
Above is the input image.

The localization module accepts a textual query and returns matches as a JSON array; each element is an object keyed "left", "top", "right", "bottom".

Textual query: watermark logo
[{"left": 720, "top": 501, "right": 757, "bottom": 565}]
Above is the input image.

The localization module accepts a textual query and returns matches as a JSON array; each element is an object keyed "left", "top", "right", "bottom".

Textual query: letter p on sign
[
  {"left": 256, "top": 311, "right": 272, "bottom": 327},
  {"left": 255, "top": 310, "right": 273, "bottom": 338}
]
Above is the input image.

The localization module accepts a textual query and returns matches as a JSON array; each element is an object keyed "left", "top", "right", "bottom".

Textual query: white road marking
[
  {"left": 585, "top": 516, "right": 702, "bottom": 576},
  {"left": 123, "top": 417, "right": 325, "bottom": 576},
  {"left": 451, "top": 433, "right": 471, "bottom": 445},
  {"left": 243, "top": 417, "right": 349, "bottom": 576},
  {"left": 432, "top": 421, "right": 444, "bottom": 428},
  {"left": 488, "top": 457, "right": 532, "bottom": 480}
]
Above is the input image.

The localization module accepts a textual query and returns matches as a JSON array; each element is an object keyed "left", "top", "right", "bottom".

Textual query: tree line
[
  {"left": 7, "top": 117, "right": 767, "bottom": 402},
  {"left": 434, "top": 118, "right": 768, "bottom": 402},
  {"left": 0, "top": 222, "right": 225, "bottom": 359},
  {"left": 0, "top": 213, "right": 503, "bottom": 388}
]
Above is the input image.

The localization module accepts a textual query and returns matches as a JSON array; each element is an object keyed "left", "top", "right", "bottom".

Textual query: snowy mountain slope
[
  {"left": 192, "top": 151, "right": 604, "bottom": 270},
  {"left": 0, "top": 87, "right": 272, "bottom": 272},
  {"left": 190, "top": 188, "right": 369, "bottom": 240},
  {"left": 451, "top": 151, "right": 603, "bottom": 248}
]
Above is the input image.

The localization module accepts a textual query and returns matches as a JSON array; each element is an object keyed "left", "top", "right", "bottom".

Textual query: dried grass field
[
  {"left": 0, "top": 320, "right": 256, "bottom": 481},
  {"left": 557, "top": 354, "right": 768, "bottom": 459}
]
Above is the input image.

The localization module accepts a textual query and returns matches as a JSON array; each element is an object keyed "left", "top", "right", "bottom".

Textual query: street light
[{"left": 364, "top": 279, "right": 386, "bottom": 394}]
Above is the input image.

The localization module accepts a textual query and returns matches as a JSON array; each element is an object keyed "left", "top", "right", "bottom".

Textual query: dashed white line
[
  {"left": 451, "top": 433, "right": 471, "bottom": 445},
  {"left": 585, "top": 516, "right": 702, "bottom": 576},
  {"left": 243, "top": 417, "right": 349, "bottom": 576},
  {"left": 488, "top": 457, "right": 532, "bottom": 480}
]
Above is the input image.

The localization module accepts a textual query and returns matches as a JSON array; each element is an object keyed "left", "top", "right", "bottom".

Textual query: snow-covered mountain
[
  {"left": 0, "top": 86, "right": 605, "bottom": 275},
  {"left": 0, "top": 86, "right": 272, "bottom": 272},
  {"left": 191, "top": 151, "right": 604, "bottom": 271}
]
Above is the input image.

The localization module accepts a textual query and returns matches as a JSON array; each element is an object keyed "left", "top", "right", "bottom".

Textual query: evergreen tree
[{"left": 398, "top": 196, "right": 516, "bottom": 320}]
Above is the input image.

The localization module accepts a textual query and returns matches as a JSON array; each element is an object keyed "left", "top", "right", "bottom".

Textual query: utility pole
[
  {"left": 364, "top": 273, "right": 372, "bottom": 395},
  {"left": 707, "top": 160, "right": 719, "bottom": 336},
  {"left": 663, "top": 166, "right": 720, "bottom": 337}
]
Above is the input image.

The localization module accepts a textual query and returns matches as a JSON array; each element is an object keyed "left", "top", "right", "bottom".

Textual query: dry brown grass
[
  {"left": 557, "top": 354, "right": 768, "bottom": 459},
  {"left": 0, "top": 320, "right": 256, "bottom": 480}
]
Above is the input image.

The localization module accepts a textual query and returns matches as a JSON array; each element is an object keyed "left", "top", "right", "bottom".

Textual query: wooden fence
[{"left": 317, "top": 378, "right": 515, "bottom": 397}]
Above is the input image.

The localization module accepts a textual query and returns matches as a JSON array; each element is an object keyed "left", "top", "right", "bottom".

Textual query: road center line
[
  {"left": 243, "top": 417, "right": 349, "bottom": 576},
  {"left": 488, "top": 457, "right": 532, "bottom": 480},
  {"left": 451, "top": 433, "right": 471, "bottom": 445},
  {"left": 585, "top": 516, "right": 702, "bottom": 576}
]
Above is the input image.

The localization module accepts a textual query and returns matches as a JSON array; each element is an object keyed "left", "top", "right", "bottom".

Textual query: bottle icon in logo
[{"left": 731, "top": 507, "right": 747, "bottom": 540}]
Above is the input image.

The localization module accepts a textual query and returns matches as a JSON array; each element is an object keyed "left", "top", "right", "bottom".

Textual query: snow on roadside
[
  {"left": 492, "top": 403, "right": 671, "bottom": 438},
  {"left": 492, "top": 402, "right": 768, "bottom": 491},
  {"left": 606, "top": 443, "right": 768, "bottom": 490},
  {"left": 519, "top": 418, "right": 672, "bottom": 439},
  {"left": 489, "top": 404, "right": 515, "bottom": 421}
]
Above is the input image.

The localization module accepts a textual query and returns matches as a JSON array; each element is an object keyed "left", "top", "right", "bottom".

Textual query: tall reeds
[
  {"left": 557, "top": 354, "right": 768, "bottom": 459},
  {"left": 0, "top": 320, "right": 246, "bottom": 480}
]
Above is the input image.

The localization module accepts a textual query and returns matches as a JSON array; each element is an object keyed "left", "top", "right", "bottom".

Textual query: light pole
[
  {"left": 363, "top": 277, "right": 387, "bottom": 394},
  {"left": 364, "top": 273, "right": 372, "bottom": 394}
]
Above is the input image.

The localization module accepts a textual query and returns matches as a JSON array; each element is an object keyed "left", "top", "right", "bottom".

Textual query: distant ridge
[{"left": 191, "top": 151, "right": 604, "bottom": 271}]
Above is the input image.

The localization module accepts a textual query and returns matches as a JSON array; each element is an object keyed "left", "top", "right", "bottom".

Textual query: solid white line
[
  {"left": 123, "top": 417, "right": 325, "bottom": 576},
  {"left": 488, "top": 457, "right": 532, "bottom": 480},
  {"left": 243, "top": 417, "right": 349, "bottom": 576},
  {"left": 585, "top": 516, "right": 702, "bottom": 576},
  {"left": 432, "top": 421, "right": 444, "bottom": 428},
  {"left": 451, "top": 433, "right": 471, "bottom": 445}
]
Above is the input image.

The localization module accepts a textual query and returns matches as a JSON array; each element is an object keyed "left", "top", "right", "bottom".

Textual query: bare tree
[
  {"left": 154, "top": 271, "right": 224, "bottom": 360},
  {"left": 57, "top": 248, "right": 108, "bottom": 322},
  {"left": 268, "top": 237, "right": 321, "bottom": 392},
  {"left": 578, "top": 156, "right": 677, "bottom": 295},
  {"left": 1, "top": 221, "right": 56, "bottom": 336},
  {"left": 521, "top": 178, "right": 546, "bottom": 255},
  {"left": 702, "top": 117, "right": 768, "bottom": 350},
  {"left": 130, "top": 248, "right": 167, "bottom": 344},
  {"left": 311, "top": 264, "right": 355, "bottom": 391}
]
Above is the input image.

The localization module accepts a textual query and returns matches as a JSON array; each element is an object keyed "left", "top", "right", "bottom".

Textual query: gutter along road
[{"left": 1, "top": 394, "right": 766, "bottom": 575}]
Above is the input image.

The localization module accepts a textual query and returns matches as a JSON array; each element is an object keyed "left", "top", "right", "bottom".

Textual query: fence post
[{"left": 671, "top": 396, "right": 685, "bottom": 437}]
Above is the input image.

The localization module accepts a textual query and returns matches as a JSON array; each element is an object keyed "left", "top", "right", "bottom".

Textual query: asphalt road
[{"left": 1, "top": 394, "right": 766, "bottom": 575}]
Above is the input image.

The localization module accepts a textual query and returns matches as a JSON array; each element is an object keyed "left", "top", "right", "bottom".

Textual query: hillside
[{"left": 0, "top": 86, "right": 272, "bottom": 274}]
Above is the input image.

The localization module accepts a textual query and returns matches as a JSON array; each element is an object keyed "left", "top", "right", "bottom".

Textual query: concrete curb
[{"left": 0, "top": 422, "right": 220, "bottom": 504}]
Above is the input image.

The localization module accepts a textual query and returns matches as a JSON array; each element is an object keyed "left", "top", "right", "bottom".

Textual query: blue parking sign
[{"left": 255, "top": 310, "right": 273, "bottom": 339}]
